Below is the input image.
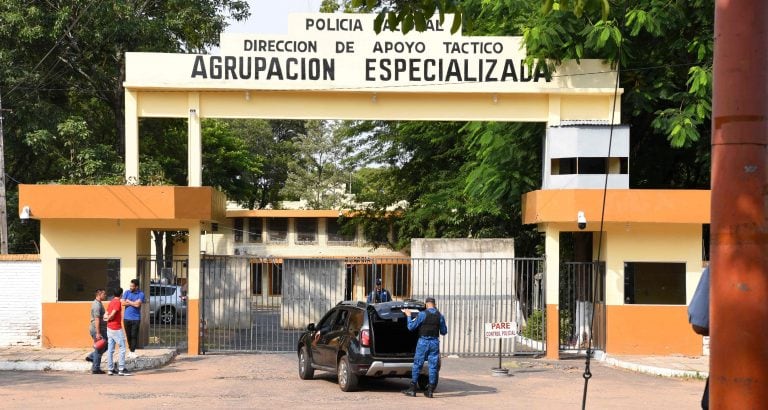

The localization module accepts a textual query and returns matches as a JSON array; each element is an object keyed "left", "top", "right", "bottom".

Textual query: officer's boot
[
  {"left": 424, "top": 384, "right": 435, "bottom": 398},
  {"left": 401, "top": 382, "right": 417, "bottom": 397}
]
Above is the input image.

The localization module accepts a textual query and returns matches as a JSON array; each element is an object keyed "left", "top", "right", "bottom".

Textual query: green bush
[
  {"left": 521, "top": 309, "right": 544, "bottom": 341},
  {"left": 520, "top": 309, "right": 574, "bottom": 343},
  {"left": 558, "top": 309, "right": 573, "bottom": 343}
]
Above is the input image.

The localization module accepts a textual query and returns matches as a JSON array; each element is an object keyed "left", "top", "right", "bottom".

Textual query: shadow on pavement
[
  {"left": 428, "top": 378, "right": 497, "bottom": 398},
  {"left": 509, "top": 368, "right": 549, "bottom": 374},
  {"left": 175, "top": 356, "right": 207, "bottom": 362},
  {"left": 0, "top": 371, "right": 68, "bottom": 387},
  {"left": 308, "top": 374, "right": 497, "bottom": 398},
  {"left": 141, "top": 367, "right": 186, "bottom": 375}
]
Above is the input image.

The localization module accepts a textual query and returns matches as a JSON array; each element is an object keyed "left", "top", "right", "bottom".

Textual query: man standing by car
[
  {"left": 122, "top": 279, "right": 144, "bottom": 358},
  {"left": 366, "top": 278, "right": 391, "bottom": 303},
  {"left": 86, "top": 288, "right": 107, "bottom": 374},
  {"left": 402, "top": 297, "right": 448, "bottom": 398}
]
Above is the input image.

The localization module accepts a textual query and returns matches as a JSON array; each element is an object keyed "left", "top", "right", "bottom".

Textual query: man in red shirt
[{"left": 104, "top": 287, "right": 132, "bottom": 376}]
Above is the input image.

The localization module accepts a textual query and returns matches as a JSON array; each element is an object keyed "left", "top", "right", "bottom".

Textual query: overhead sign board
[
  {"left": 484, "top": 321, "right": 518, "bottom": 339},
  {"left": 125, "top": 13, "right": 616, "bottom": 93}
]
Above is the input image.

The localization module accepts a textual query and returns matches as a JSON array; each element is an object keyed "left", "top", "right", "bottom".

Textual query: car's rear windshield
[
  {"left": 150, "top": 286, "right": 176, "bottom": 296},
  {"left": 370, "top": 300, "right": 425, "bottom": 320}
]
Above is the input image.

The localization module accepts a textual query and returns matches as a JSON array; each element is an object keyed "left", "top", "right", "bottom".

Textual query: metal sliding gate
[
  {"left": 200, "top": 255, "right": 545, "bottom": 356},
  {"left": 137, "top": 256, "right": 189, "bottom": 350},
  {"left": 559, "top": 261, "right": 606, "bottom": 353}
]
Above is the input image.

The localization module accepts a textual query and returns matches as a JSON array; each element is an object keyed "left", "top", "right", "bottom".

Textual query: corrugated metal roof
[{"left": 552, "top": 120, "right": 614, "bottom": 127}]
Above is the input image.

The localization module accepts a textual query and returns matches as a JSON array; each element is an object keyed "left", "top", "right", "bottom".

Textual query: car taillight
[{"left": 360, "top": 329, "right": 370, "bottom": 347}]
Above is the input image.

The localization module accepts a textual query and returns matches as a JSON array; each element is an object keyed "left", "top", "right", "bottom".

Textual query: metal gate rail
[
  {"left": 559, "top": 261, "right": 606, "bottom": 353},
  {"left": 200, "top": 256, "right": 545, "bottom": 356},
  {"left": 137, "top": 256, "right": 189, "bottom": 350}
]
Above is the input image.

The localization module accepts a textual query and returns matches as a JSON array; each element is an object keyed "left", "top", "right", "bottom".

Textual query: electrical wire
[{"left": 581, "top": 2, "right": 627, "bottom": 409}]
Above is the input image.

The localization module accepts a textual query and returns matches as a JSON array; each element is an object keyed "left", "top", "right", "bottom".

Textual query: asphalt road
[{"left": 0, "top": 353, "right": 704, "bottom": 409}]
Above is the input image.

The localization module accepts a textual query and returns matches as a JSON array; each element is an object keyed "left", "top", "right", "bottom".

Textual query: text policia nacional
[{"left": 190, "top": 17, "right": 551, "bottom": 84}]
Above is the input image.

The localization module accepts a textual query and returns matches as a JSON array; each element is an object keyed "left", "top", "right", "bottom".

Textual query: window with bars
[
  {"left": 248, "top": 218, "right": 263, "bottom": 243},
  {"left": 296, "top": 218, "right": 318, "bottom": 244},
  {"left": 269, "top": 263, "right": 283, "bottom": 296},
  {"left": 327, "top": 218, "right": 355, "bottom": 244},
  {"left": 251, "top": 263, "right": 263, "bottom": 295},
  {"left": 267, "top": 218, "right": 288, "bottom": 243},
  {"left": 233, "top": 218, "right": 244, "bottom": 243}
]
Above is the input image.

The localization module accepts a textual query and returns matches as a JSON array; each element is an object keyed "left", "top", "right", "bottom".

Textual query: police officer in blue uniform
[
  {"left": 366, "top": 278, "right": 391, "bottom": 303},
  {"left": 401, "top": 297, "right": 448, "bottom": 398}
]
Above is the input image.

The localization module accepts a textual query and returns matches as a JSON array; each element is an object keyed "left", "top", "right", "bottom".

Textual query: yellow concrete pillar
[
  {"left": 609, "top": 94, "right": 622, "bottom": 124},
  {"left": 188, "top": 92, "right": 202, "bottom": 187},
  {"left": 125, "top": 90, "right": 139, "bottom": 184},
  {"left": 544, "top": 224, "right": 560, "bottom": 359},
  {"left": 548, "top": 94, "right": 561, "bottom": 126}
]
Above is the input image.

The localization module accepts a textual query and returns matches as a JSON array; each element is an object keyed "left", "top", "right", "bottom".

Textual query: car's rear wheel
[
  {"left": 298, "top": 345, "right": 314, "bottom": 380},
  {"left": 337, "top": 355, "right": 358, "bottom": 392},
  {"left": 157, "top": 306, "right": 176, "bottom": 325}
]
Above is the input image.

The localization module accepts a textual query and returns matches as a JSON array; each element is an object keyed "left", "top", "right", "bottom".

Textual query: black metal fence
[
  {"left": 137, "top": 256, "right": 189, "bottom": 350},
  {"left": 559, "top": 261, "right": 606, "bottom": 353},
  {"left": 199, "top": 256, "right": 545, "bottom": 356}
]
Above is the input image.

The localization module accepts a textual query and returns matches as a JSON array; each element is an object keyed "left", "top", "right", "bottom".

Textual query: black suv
[{"left": 297, "top": 300, "right": 439, "bottom": 392}]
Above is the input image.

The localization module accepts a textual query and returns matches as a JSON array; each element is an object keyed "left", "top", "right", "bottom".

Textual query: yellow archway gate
[{"left": 121, "top": 13, "right": 619, "bottom": 355}]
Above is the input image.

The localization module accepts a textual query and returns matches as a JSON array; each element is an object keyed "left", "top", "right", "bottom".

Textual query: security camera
[
  {"left": 20, "top": 206, "right": 31, "bottom": 225},
  {"left": 577, "top": 211, "right": 587, "bottom": 230}
]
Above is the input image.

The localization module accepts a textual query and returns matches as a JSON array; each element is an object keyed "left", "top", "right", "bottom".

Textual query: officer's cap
[{"left": 425, "top": 297, "right": 436, "bottom": 304}]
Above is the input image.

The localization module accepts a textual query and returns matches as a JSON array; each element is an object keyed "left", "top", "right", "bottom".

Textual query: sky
[{"left": 226, "top": 0, "right": 324, "bottom": 34}]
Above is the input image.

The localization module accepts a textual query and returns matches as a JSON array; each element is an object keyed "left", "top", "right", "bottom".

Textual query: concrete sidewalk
[
  {"left": 0, "top": 346, "right": 176, "bottom": 372},
  {"left": 601, "top": 353, "right": 708, "bottom": 378}
]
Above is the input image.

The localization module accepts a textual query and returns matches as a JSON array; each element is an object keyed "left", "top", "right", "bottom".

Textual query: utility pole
[
  {"left": 711, "top": 1, "right": 768, "bottom": 407},
  {"left": 0, "top": 87, "right": 8, "bottom": 254}
]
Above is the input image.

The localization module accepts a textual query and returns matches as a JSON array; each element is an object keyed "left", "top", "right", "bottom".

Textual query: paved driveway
[{"left": 0, "top": 354, "right": 704, "bottom": 409}]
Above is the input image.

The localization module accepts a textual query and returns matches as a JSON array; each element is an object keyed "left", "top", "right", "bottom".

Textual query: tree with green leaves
[
  {"left": 350, "top": 0, "right": 713, "bottom": 175},
  {"left": 281, "top": 121, "right": 355, "bottom": 209},
  {"left": 338, "top": 119, "right": 543, "bottom": 254},
  {"left": 335, "top": 0, "right": 712, "bottom": 255},
  {"left": 0, "top": 1, "right": 250, "bottom": 252}
]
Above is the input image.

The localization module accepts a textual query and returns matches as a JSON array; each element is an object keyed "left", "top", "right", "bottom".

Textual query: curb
[
  {"left": 0, "top": 350, "right": 177, "bottom": 373},
  {"left": 601, "top": 355, "right": 708, "bottom": 379}
]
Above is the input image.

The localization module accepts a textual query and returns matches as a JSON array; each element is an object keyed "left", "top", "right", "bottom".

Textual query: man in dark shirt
[
  {"left": 85, "top": 289, "right": 107, "bottom": 374},
  {"left": 402, "top": 297, "right": 448, "bottom": 398}
]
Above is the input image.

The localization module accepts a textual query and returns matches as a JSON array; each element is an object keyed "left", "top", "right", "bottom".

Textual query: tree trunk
[
  {"left": 153, "top": 230, "right": 164, "bottom": 279},
  {"left": 114, "top": 52, "right": 126, "bottom": 158},
  {"left": 164, "top": 231, "right": 174, "bottom": 270}
]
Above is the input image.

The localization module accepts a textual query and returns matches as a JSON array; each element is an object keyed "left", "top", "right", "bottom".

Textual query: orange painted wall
[
  {"left": 522, "top": 189, "right": 710, "bottom": 225},
  {"left": 42, "top": 302, "right": 101, "bottom": 348},
  {"left": 187, "top": 299, "right": 199, "bottom": 355},
  {"left": 546, "top": 304, "right": 559, "bottom": 359},
  {"left": 606, "top": 305, "right": 702, "bottom": 355}
]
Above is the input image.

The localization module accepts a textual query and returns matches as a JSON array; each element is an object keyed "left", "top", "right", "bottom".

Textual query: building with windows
[{"left": 201, "top": 207, "right": 409, "bottom": 307}]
